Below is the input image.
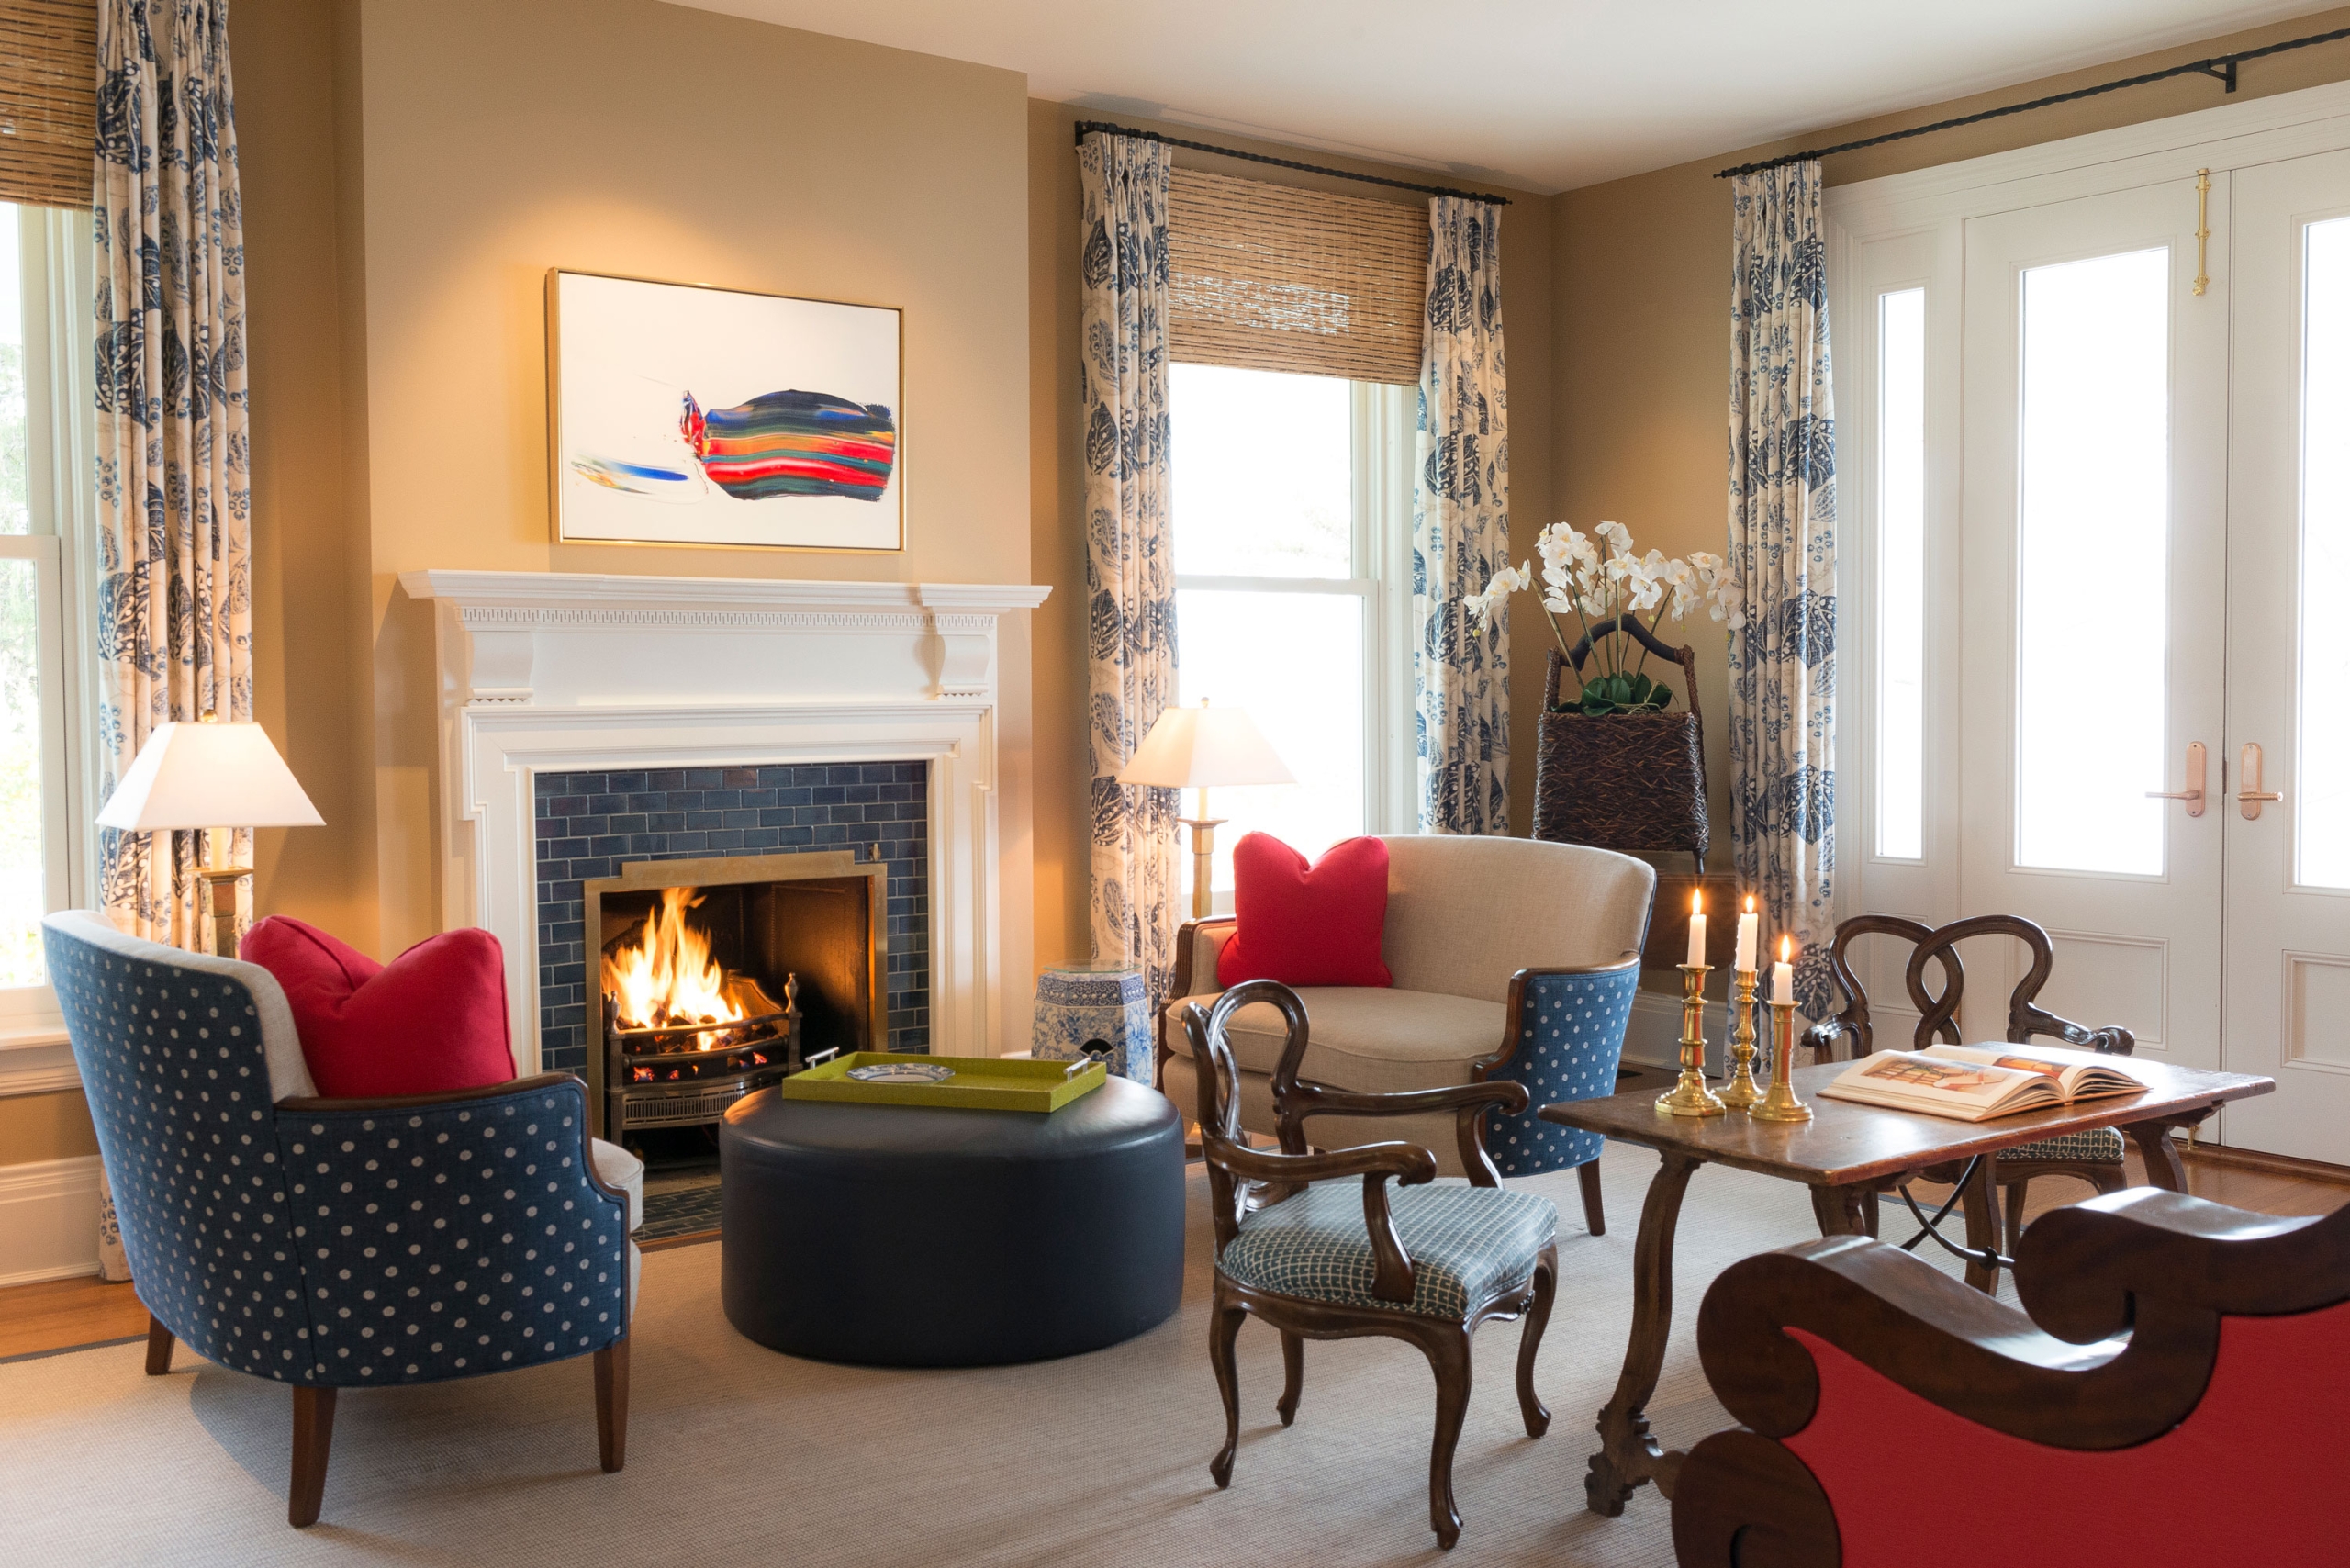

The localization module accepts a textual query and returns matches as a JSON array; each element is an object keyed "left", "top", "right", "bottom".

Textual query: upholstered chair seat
[
  {"left": 1219, "top": 1180, "right": 1557, "bottom": 1319},
  {"left": 1997, "top": 1126, "right": 2126, "bottom": 1164}
]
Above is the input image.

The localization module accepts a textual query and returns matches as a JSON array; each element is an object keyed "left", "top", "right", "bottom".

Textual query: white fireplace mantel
[{"left": 398, "top": 570, "right": 1051, "bottom": 1073}]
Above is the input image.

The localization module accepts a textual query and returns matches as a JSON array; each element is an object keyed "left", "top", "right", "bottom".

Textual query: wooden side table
[{"left": 1538, "top": 1058, "right": 2275, "bottom": 1518}]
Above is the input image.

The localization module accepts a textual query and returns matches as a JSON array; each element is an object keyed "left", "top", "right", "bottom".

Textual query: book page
[{"left": 1920, "top": 1043, "right": 2150, "bottom": 1099}]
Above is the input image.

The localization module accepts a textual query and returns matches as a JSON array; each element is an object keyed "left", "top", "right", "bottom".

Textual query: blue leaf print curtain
[
  {"left": 1077, "top": 131, "right": 1180, "bottom": 1005},
  {"left": 1728, "top": 162, "right": 1837, "bottom": 1016},
  {"left": 93, "top": 0, "right": 252, "bottom": 947},
  {"left": 1413, "top": 196, "right": 1511, "bottom": 834}
]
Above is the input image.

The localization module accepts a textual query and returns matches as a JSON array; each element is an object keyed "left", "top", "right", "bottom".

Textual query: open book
[{"left": 1817, "top": 1043, "right": 2151, "bottom": 1123}]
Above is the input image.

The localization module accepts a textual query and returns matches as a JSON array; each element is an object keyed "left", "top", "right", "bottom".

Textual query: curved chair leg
[
  {"left": 594, "top": 1336, "right": 630, "bottom": 1473},
  {"left": 1276, "top": 1331, "right": 1304, "bottom": 1427},
  {"left": 143, "top": 1313, "right": 173, "bottom": 1376},
  {"left": 2003, "top": 1173, "right": 2031, "bottom": 1249},
  {"left": 289, "top": 1386, "right": 336, "bottom": 1529},
  {"left": 1577, "top": 1159, "right": 1606, "bottom": 1236},
  {"left": 1208, "top": 1300, "right": 1247, "bottom": 1488},
  {"left": 2091, "top": 1161, "right": 2132, "bottom": 1197},
  {"left": 1419, "top": 1326, "right": 1473, "bottom": 1550},
  {"left": 1514, "top": 1245, "right": 1556, "bottom": 1439}
]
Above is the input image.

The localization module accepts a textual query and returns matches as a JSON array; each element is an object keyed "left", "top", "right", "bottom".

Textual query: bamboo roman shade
[
  {"left": 0, "top": 0, "right": 95, "bottom": 210},
  {"left": 1168, "top": 167, "right": 1427, "bottom": 385}
]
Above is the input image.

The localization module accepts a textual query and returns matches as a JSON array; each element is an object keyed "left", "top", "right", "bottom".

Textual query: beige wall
[
  {"left": 1025, "top": 101, "right": 1555, "bottom": 969},
  {"left": 1551, "top": 8, "right": 2350, "bottom": 869}
]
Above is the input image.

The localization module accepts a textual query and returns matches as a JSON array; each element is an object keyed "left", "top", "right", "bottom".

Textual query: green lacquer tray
[{"left": 778, "top": 1052, "right": 1105, "bottom": 1113}]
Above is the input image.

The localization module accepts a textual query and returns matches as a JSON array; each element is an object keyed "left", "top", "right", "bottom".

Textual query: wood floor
[{"left": 6, "top": 1146, "right": 2342, "bottom": 1364}]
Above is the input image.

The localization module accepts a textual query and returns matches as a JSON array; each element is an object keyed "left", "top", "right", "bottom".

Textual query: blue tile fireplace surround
[{"left": 532, "top": 762, "right": 931, "bottom": 1078}]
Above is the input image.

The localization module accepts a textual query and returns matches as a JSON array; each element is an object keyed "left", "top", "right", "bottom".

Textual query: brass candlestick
[
  {"left": 1717, "top": 968, "right": 1762, "bottom": 1110},
  {"left": 1751, "top": 995, "right": 1813, "bottom": 1123},
  {"left": 1656, "top": 963, "right": 1725, "bottom": 1118}
]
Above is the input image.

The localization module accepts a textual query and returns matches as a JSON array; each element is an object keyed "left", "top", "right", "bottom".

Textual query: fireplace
[{"left": 583, "top": 851, "right": 886, "bottom": 1138}]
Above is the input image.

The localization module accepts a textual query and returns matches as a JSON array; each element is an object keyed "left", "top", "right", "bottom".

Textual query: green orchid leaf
[{"left": 1627, "top": 671, "right": 1652, "bottom": 704}]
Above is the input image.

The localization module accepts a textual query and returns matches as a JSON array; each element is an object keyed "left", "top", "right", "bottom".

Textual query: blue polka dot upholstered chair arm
[
  {"left": 41, "top": 911, "right": 635, "bottom": 1528},
  {"left": 1480, "top": 958, "right": 1642, "bottom": 1181}
]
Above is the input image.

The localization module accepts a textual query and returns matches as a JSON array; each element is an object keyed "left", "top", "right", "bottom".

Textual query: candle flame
[
  {"left": 1690, "top": 889, "right": 1703, "bottom": 914},
  {"left": 1779, "top": 935, "right": 1793, "bottom": 962},
  {"left": 1744, "top": 894, "right": 1756, "bottom": 914}
]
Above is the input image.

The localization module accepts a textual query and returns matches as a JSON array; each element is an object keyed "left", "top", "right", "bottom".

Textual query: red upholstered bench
[{"left": 1670, "top": 1185, "right": 2350, "bottom": 1568}]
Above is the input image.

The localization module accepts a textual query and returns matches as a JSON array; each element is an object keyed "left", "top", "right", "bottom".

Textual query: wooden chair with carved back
[
  {"left": 1802, "top": 913, "right": 2137, "bottom": 1286},
  {"left": 1183, "top": 980, "right": 1559, "bottom": 1551}
]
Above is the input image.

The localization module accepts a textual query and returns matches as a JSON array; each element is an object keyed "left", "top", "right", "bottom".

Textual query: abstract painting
[{"left": 548, "top": 271, "right": 903, "bottom": 552}]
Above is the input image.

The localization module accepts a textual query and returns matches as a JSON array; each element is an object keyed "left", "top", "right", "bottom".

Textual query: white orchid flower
[
  {"left": 1662, "top": 556, "right": 1698, "bottom": 620},
  {"left": 1594, "top": 520, "right": 1632, "bottom": 558}
]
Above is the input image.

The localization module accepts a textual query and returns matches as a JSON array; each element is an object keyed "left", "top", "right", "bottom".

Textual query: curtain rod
[
  {"left": 1073, "top": 119, "right": 1511, "bottom": 205},
  {"left": 1717, "top": 23, "right": 2350, "bottom": 179}
]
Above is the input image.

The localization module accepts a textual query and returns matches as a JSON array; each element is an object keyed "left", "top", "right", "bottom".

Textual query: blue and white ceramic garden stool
[{"left": 1033, "top": 963, "right": 1153, "bottom": 1084}]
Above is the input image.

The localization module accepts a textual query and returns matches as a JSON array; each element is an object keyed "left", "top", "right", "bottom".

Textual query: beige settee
[{"left": 1157, "top": 834, "right": 1656, "bottom": 1177}]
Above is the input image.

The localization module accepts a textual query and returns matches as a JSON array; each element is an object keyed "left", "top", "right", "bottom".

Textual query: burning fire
[{"left": 602, "top": 887, "right": 778, "bottom": 1050}]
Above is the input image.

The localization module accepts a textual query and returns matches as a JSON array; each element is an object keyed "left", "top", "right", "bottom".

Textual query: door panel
[
  {"left": 2222, "top": 149, "right": 2350, "bottom": 1160},
  {"left": 1958, "top": 184, "right": 2227, "bottom": 1067}
]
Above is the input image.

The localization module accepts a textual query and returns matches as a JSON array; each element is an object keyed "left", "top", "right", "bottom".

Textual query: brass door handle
[
  {"left": 2145, "top": 741, "right": 2207, "bottom": 816},
  {"left": 2239, "top": 742, "right": 2283, "bottom": 819}
]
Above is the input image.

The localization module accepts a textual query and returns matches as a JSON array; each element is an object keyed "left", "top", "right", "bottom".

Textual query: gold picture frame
[{"left": 545, "top": 268, "right": 906, "bottom": 554}]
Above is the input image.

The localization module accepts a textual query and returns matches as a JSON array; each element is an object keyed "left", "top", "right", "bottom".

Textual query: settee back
[{"left": 1377, "top": 835, "right": 1653, "bottom": 1003}]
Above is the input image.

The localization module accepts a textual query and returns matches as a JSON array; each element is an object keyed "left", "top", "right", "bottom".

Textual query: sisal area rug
[{"left": 0, "top": 1142, "right": 1966, "bottom": 1567}]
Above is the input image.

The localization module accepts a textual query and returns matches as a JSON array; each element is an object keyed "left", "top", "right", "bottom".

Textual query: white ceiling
[{"left": 676, "top": 1, "right": 2332, "bottom": 191}]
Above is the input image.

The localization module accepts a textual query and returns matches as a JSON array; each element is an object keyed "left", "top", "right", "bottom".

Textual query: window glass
[
  {"left": 0, "top": 203, "right": 21, "bottom": 536},
  {"left": 1876, "top": 287, "right": 1925, "bottom": 860},
  {"left": 2014, "top": 247, "right": 2169, "bottom": 876},
  {"left": 2300, "top": 216, "right": 2350, "bottom": 889},
  {"left": 1170, "top": 362, "right": 1351, "bottom": 578},
  {"left": 0, "top": 203, "right": 36, "bottom": 983}
]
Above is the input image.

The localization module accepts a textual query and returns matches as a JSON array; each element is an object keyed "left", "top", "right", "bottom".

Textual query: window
[
  {"left": 1169, "top": 362, "right": 1414, "bottom": 906},
  {"left": 2299, "top": 215, "right": 2350, "bottom": 889},
  {"left": 0, "top": 200, "right": 95, "bottom": 1020},
  {"left": 1874, "top": 287, "right": 1926, "bottom": 860}
]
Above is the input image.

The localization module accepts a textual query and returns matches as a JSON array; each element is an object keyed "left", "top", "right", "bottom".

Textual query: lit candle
[
  {"left": 1686, "top": 890, "right": 1707, "bottom": 969},
  {"left": 1773, "top": 935, "right": 1796, "bottom": 1006},
  {"left": 1735, "top": 895, "right": 1759, "bottom": 973}
]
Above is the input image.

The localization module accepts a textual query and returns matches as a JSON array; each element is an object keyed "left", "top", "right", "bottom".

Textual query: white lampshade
[
  {"left": 96, "top": 721, "right": 325, "bottom": 832},
  {"left": 1115, "top": 701, "right": 1294, "bottom": 790}
]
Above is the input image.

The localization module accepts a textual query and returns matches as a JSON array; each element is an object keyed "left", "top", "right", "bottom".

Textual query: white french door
[
  {"left": 2221, "top": 150, "right": 2350, "bottom": 1159},
  {"left": 1832, "top": 83, "right": 2350, "bottom": 1163},
  {"left": 1956, "top": 183, "right": 2229, "bottom": 1074}
]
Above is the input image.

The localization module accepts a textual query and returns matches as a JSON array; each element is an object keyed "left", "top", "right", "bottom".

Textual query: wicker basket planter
[{"left": 1530, "top": 644, "right": 1709, "bottom": 870}]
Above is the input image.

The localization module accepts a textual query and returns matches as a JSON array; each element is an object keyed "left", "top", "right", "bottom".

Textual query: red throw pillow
[
  {"left": 241, "top": 916, "right": 514, "bottom": 1098},
  {"left": 1216, "top": 834, "right": 1393, "bottom": 989}
]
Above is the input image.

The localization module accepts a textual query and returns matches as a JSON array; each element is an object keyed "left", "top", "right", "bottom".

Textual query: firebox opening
[{"left": 583, "top": 850, "right": 888, "bottom": 1146}]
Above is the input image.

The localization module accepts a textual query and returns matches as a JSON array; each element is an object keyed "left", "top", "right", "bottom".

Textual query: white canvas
[{"left": 550, "top": 271, "right": 903, "bottom": 551}]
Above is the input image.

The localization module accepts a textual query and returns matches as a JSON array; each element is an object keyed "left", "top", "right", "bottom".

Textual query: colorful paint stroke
[{"left": 681, "top": 389, "right": 897, "bottom": 502}]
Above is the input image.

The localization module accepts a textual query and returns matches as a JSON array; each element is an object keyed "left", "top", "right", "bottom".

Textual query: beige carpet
[{"left": 0, "top": 1142, "right": 1971, "bottom": 1567}]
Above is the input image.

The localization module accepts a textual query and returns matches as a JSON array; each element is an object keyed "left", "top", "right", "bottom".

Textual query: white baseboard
[
  {"left": 0, "top": 1154, "right": 102, "bottom": 1286},
  {"left": 0, "top": 1025, "right": 78, "bottom": 1099}
]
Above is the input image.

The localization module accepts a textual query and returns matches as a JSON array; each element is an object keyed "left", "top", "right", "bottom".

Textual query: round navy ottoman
[{"left": 719, "top": 1076, "right": 1185, "bottom": 1366}]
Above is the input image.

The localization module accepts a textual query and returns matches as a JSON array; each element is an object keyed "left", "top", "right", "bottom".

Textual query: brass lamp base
[
  {"left": 1750, "top": 998, "right": 1813, "bottom": 1123},
  {"left": 197, "top": 866, "right": 251, "bottom": 960},
  {"left": 1178, "top": 816, "right": 1226, "bottom": 922},
  {"left": 1717, "top": 968, "right": 1762, "bottom": 1111},
  {"left": 1655, "top": 963, "right": 1725, "bottom": 1117}
]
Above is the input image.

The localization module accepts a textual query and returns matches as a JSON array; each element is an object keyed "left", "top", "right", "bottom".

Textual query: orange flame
[
  {"left": 1744, "top": 893, "right": 1756, "bottom": 914},
  {"left": 602, "top": 887, "right": 768, "bottom": 1049},
  {"left": 1779, "top": 935, "right": 1793, "bottom": 963}
]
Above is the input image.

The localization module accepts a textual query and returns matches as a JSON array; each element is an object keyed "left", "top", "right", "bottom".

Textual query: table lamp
[
  {"left": 1115, "top": 699, "right": 1293, "bottom": 919},
  {"left": 95, "top": 715, "right": 325, "bottom": 958}
]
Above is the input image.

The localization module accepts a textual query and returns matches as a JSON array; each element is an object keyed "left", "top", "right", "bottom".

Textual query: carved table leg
[
  {"left": 1808, "top": 1183, "right": 1871, "bottom": 1237},
  {"left": 1960, "top": 1154, "right": 2005, "bottom": 1295},
  {"left": 1583, "top": 1149, "right": 1701, "bottom": 1517},
  {"left": 2129, "top": 1117, "right": 2194, "bottom": 1193}
]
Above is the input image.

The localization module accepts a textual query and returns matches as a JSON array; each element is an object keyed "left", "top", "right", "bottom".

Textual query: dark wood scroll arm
[
  {"left": 1906, "top": 913, "right": 2137, "bottom": 1056},
  {"left": 1277, "top": 1080, "right": 1529, "bottom": 1190},
  {"left": 1800, "top": 914, "right": 1946, "bottom": 1062}
]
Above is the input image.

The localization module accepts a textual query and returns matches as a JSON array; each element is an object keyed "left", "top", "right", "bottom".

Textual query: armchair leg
[
  {"left": 1208, "top": 1300, "right": 1246, "bottom": 1488},
  {"left": 143, "top": 1313, "right": 173, "bottom": 1376},
  {"left": 595, "top": 1336, "right": 630, "bottom": 1473},
  {"left": 1962, "top": 1158, "right": 2005, "bottom": 1296},
  {"left": 1577, "top": 1159, "right": 1606, "bottom": 1237},
  {"left": 288, "top": 1386, "right": 336, "bottom": 1529},
  {"left": 1276, "top": 1331, "right": 1304, "bottom": 1427},
  {"left": 1420, "top": 1326, "right": 1472, "bottom": 1550},
  {"left": 1514, "top": 1245, "right": 1556, "bottom": 1439}
]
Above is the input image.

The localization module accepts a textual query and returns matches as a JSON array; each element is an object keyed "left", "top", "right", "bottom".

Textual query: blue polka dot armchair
[
  {"left": 42, "top": 912, "right": 642, "bottom": 1528},
  {"left": 1478, "top": 956, "right": 1643, "bottom": 1231}
]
